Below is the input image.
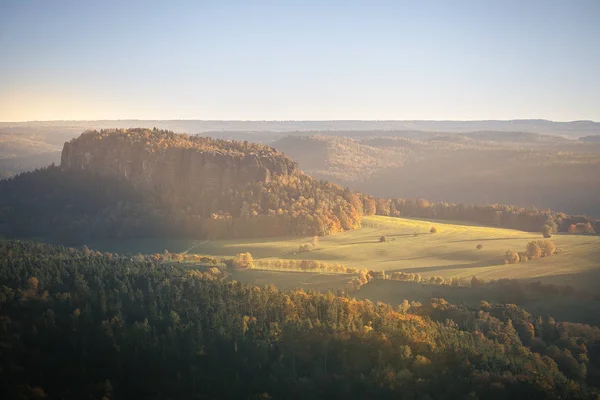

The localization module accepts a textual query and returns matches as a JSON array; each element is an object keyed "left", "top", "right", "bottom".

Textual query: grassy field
[{"left": 89, "top": 215, "right": 600, "bottom": 291}]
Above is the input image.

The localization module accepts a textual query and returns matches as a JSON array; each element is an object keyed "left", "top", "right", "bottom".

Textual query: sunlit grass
[{"left": 90, "top": 215, "right": 600, "bottom": 291}]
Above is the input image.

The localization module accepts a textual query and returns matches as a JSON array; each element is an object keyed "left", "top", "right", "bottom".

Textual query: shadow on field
[
  {"left": 447, "top": 237, "right": 525, "bottom": 243},
  {"left": 354, "top": 279, "right": 600, "bottom": 326},
  {"left": 386, "top": 259, "right": 500, "bottom": 274},
  {"left": 522, "top": 269, "right": 600, "bottom": 295},
  {"left": 343, "top": 233, "right": 430, "bottom": 245},
  {"left": 342, "top": 240, "right": 381, "bottom": 245},
  {"left": 387, "top": 233, "right": 429, "bottom": 238}
]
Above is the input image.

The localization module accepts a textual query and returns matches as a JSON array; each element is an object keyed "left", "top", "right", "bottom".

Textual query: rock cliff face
[{"left": 61, "top": 129, "right": 298, "bottom": 207}]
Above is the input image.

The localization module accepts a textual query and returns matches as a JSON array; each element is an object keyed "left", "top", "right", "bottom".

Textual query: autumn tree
[
  {"left": 311, "top": 236, "right": 319, "bottom": 249},
  {"left": 505, "top": 250, "right": 520, "bottom": 264},
  {"left": 362, "top": 197, "right": 377, "bottom": 216},
  {"left": 526, "top": 241, "right": 542, "bottom": 260},
  {"left": 233, "top": 252, "right": 254, "bottom": 269},
  {"left": 538, "top": 240, "right": 556, "bottom": 257}
]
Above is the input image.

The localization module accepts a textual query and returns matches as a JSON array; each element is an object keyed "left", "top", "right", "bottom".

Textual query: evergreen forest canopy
[{"left": 2, "top": 239, "right": 600, "bottom": 399}]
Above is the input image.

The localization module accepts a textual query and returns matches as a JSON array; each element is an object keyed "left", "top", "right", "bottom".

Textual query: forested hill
[
  {"left": 0, "top": 129, "right": 362, "bottom": 241},
  {"left": 2, "top": 239, "right": 600, "bottom": 399}
]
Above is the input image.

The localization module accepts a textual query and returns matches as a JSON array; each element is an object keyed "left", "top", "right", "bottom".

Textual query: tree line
[{"left": 366, "top": 197, "right": 599, "bottom": 235}]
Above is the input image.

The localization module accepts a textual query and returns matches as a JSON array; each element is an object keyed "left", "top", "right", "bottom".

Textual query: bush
[
  {"left": 299, "top": 244, "right": 312, "bottom": 253},
  {"left": 476, "top": 244, "right": 483, "bottom": 250},
  {"left": 430, "top": 226, "right": 438, "bottom": 234},
  {"left": 379, "top": 236, "right": 387, "bottom": 243}
]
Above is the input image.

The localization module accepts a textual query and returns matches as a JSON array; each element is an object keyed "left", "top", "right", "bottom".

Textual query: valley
[{"left": 85, "top": 215, "right": 600, "bottom": 292}]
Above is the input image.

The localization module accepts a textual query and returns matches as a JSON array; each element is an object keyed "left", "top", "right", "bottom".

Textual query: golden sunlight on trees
[
  {"left": 505, "top": 250, "right": 520, "bottom": 264},
  {"left": 233, "top": 252, "right": 254, "bottom": 269},
  {"left": 506, "top": 240, "right": 556, "bottom": 264}
]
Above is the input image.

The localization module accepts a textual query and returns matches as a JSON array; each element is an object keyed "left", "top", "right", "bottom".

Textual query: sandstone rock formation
[{"left": 61, "top": 129, "right": 298, "bottom": 207}]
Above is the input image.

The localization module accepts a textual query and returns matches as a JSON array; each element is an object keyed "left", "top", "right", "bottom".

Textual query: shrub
[
  {"left": 299, "top": 244, "right": 312, "bottom": 253},
  {"left": 430, "top": 226, "right": 438, "bottom": 234},
  {"left": 379, "top": 236, "right": 387, "bottom": 243},
  {"left": 476, "top": 244, "right": 483, "bottom": 250}
]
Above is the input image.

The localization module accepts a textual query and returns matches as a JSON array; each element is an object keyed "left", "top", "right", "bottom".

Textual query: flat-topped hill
[
  {"left": 62, "top": 129, "right": 297, "bottom": 204},
  {"left": 0, "top": 129, "right": 361, "bottom": 241}
]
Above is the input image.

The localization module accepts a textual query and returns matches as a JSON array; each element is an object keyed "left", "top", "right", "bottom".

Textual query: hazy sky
[{"left": 1, "top": 0, "right": 599, "bottom": 121}]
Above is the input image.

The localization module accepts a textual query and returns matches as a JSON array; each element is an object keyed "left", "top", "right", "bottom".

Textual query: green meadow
[{"left": 89, "top": 215, "right": 600, "bottom": 292}]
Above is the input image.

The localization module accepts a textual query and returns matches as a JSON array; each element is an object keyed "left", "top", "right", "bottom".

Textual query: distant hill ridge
[{"left": 2, "top": 119, "right": 599, "bottom": 137}]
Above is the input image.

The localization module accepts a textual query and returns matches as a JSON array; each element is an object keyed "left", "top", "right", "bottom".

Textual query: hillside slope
[
  {"left": 273, "top": 134, "right": 600, "bottom": 216},
  {"left": 0, "top": 129, "right": 362, "bottom": 241}
]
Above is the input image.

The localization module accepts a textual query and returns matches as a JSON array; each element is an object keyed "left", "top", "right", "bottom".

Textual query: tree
[
  {"left": 539, "top": 240, "right": 556, "bottom": 257},
  {"left": 363, "top": 197, "right": 377, "bottom": 215},
  {"left": 542, "top": 225, "right": 553, "bottom": 238},
  {"left": 568, "top": 224, "right": 577, "bottom": 234},
  {"left": 526, "top": 241, "right": 542, "bottom": 260},
  {"left": 430, "top": 226, "right": 438, "bottom": 234},
  {"left": 27, "top": 276, "right": 39, "bottom": 291},
  {"left": 311, "top": 235, "right": 319, "bottom": 249},
  {"left": 416, "top": 198, "right": 430, "bottom": 209},
  {"left": 505, "top": 250, "right": 520, "bottom": 264},
  {"left": 233, "top": 252, "right": 254, "bottom": 269}
]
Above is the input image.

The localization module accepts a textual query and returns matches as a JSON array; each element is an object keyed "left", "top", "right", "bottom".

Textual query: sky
[{"left": 0, "top": 0, "right": 599, "bottom": 122}]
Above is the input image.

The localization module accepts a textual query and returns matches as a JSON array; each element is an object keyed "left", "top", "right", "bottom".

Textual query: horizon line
[{"left": 1, "top": 118, "right": 598, "bottom": 124}]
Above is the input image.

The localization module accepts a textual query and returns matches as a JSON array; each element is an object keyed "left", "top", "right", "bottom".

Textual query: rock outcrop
[{"left": 61, "top": 129, "right": 297, "bottom": 207}]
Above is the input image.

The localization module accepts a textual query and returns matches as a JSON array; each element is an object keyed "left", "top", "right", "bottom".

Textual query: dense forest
[
  {"left": 2, "top": 240, "right": 600, "bottom": 399},
  {"left": 366, "top": 197, "right": 600, "bottom": 235},
  {"left": 0, "top": 166, "right": 361, "bottom": 241}
]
